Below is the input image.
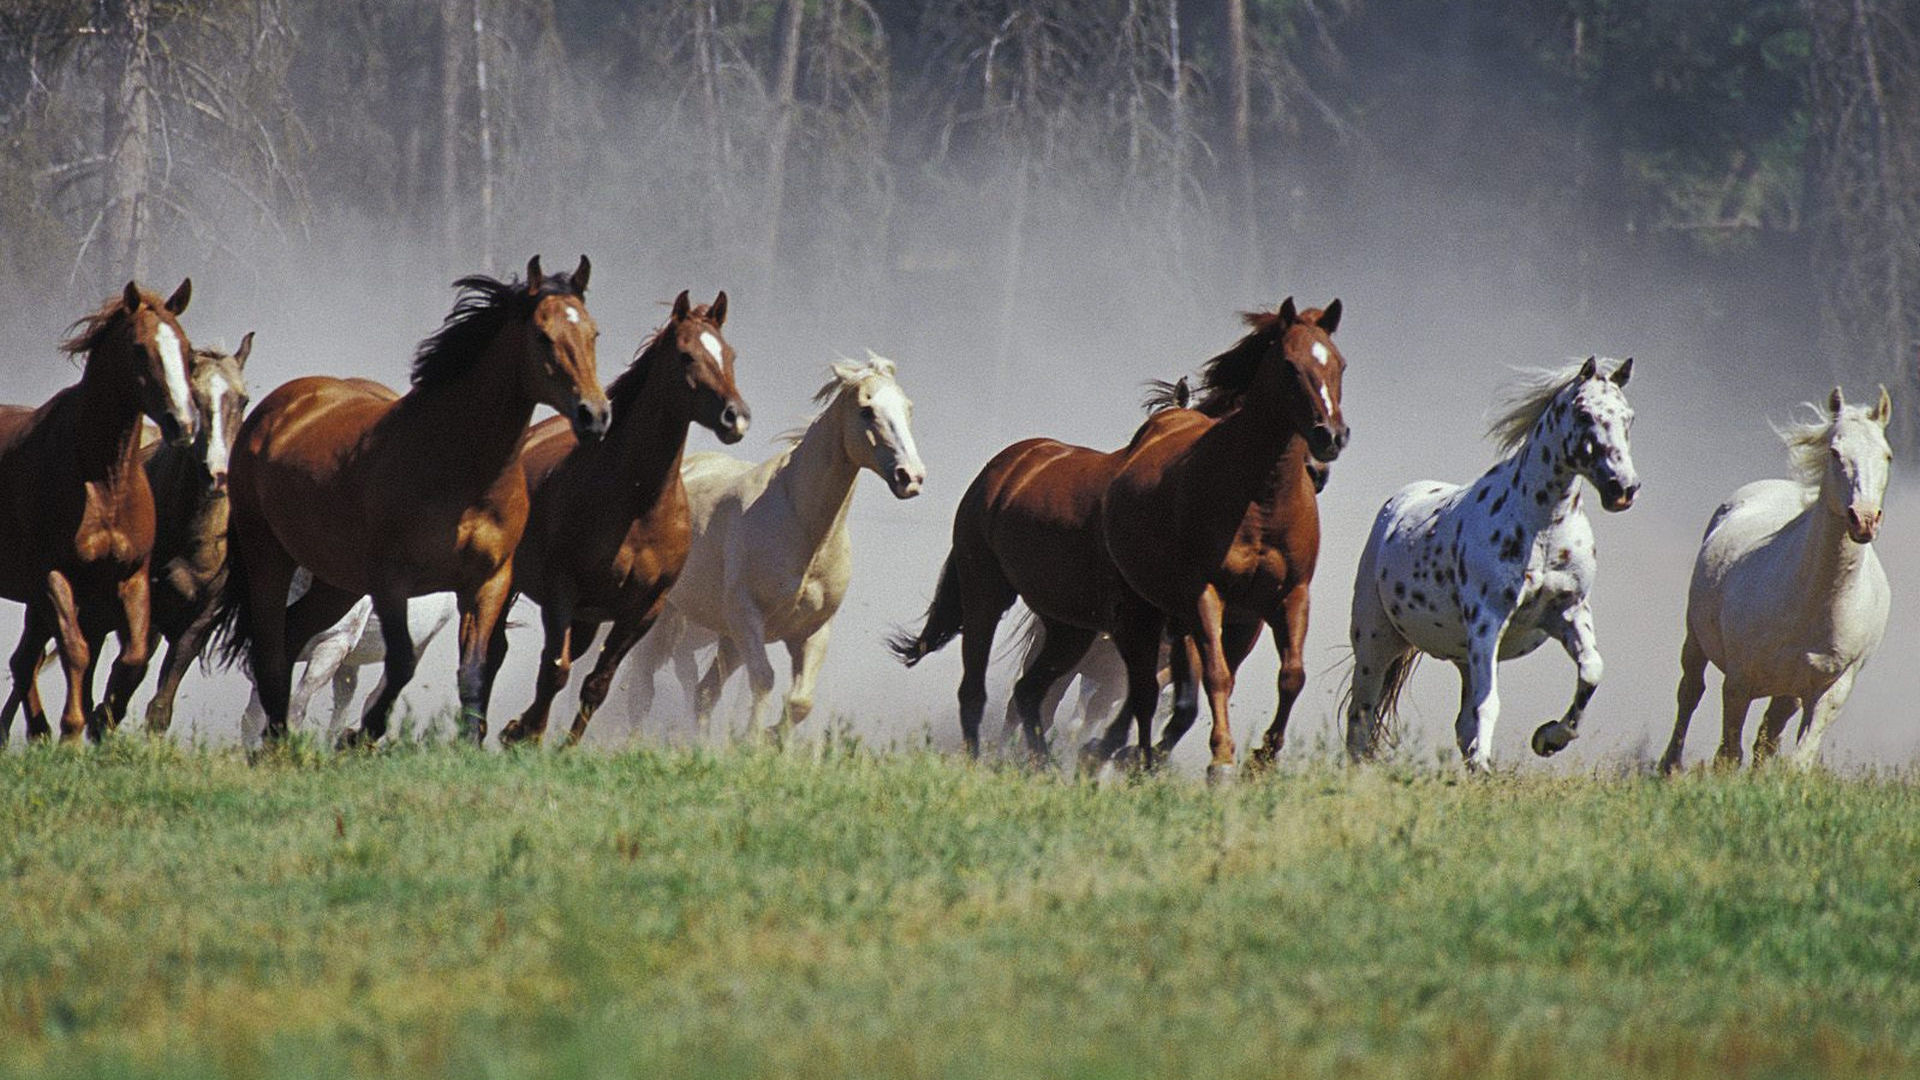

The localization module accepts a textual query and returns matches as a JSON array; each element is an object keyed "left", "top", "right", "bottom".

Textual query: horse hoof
[
  {"left": 336, "top": 728, "right": 371, "bottom": 752},
  {"left": 1531, "top": 722, "right": 1575, "bottom": 757},
  {"left": 1206, "top": 763, "right": 1238, "bottom": 786},
  {"left": 1076, "top": 738, "right": 1110, "bottom": 772}
]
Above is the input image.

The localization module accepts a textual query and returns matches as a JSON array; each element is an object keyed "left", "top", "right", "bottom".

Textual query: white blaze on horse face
[
  {"left": 564, "top": 305, "right": 581, "bottom": 325},
  {"left": 699, "top": 332, "right": 725, "bottom": 367},
  {"left": 205, "top": 372, "right": 233, "bottom": 476},
  {"left": 863, "top": 379, "right": 924, "bottom": 496},
  {"left": 1311, "top": 342, "right": 1331, "bottom": 365},
  {"left": 155, "top": 323, "right": 192, "bottom": 421}
]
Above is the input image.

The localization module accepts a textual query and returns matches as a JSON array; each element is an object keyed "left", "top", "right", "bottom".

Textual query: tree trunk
[
  {"left": 99, "top": 0, "right": 153, "bottom": 285},
  {"left": 472, "top": 0, "right": 494, "bottom": 274},
  {"left": 441, "top": 0, "right": 464, "bottom": 270},
  {"left": 763, "top": 0, "right": 805, "bottom": 287},
  {"left": 1224, "top": 0, "right": 1257, "bottom": 288}
]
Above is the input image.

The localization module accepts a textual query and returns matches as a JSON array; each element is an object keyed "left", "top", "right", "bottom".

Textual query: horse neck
[
  {"left": 74, "top": 338, "right": 148, "bottom": 481},
  {"left": 146, "top": 444, "right": 227, "bottom": 570},
  {"left": 776, "top": 395, "right": 864, "bottom": 545},
  {"left": 402, "top": 333, "right": 542, "bottom": 484},
  {"left": 603, "top": 347, "right": 701, "bottom": 506},
  {"left": 1790, "top": 481, "right": 1871, "bottom": 592},
  {"left": 1193, "top": 396, "right": 1312, "bottom": 510},
  {"left": 1490, "top": 423, "right": 1584, "bottom": 534}
]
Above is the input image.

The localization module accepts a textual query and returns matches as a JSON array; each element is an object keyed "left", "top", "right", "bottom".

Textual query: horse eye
[{"left": 860, "top": 405, "right": 876, "bottom": 419}]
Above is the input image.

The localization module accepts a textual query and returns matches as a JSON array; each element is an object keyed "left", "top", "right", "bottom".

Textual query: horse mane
[
  {"left": 773, "top": 354, "right": 900, "bottom": 446},
  {"left": 1180, "top": 307, "right": 1295, "bottom": 415},
  {"left": 60, "top": 291, "right": 145, "bottom": 358},
  {"left": 413, "top": 270, "right": 581, "bottom": 390},
  {"left": 1776, "top": 403, "right": 1879, "bottom": 486},
  {"left": 605, "top": 300, "right": 723, "bottom": 412},
  {"left": 1485, "top": 359, "right": 1622, "bottom": 454}
]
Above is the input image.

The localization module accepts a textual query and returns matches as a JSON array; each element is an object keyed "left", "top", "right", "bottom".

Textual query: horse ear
[
  {"left": 1829, "top": 386, "right": 1845, "bottom": 416},
  {"left": 234, "top": 331, "right": 254, "bottom": 368},
  {"left": 710, "top": 291, "right": 728, "bottom": 328},
  {"left": 1277, "top": 296, "right": 1298, "bottom": 324},
  {"left": 525, "top": 256, "right": 544, "bottom": 296},
  {"left": 1609, "top": 357, "right": 1632, "bottom": 387},
  {"left": 165, "top": 278, "right": 191, "bottom": 315},
  {"left": 122, "top": 280, "right": 142, "bottom": 313},
  {"left": 672, "top": 289, "right": 692, "bottom": 321},
  {"left": 1873, "top": 385, "right": 1892, "bottom": 426},
  {"left": 1319, "top": 298, "right": 1342, "bottom": 335},
  {"left": 1577, "top": 356, "right": 1598, "bottom": 381},
  {"left": 570, "top": 254, "right": 590, "bottom": 296}
]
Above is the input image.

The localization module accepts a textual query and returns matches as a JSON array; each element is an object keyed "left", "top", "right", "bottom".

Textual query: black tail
[
  {"left": 886, "top": 551, "right": 966, "bottom": 667},
  {"left": 207, "top": 534, "right": 255, "bottom": 675},
  {"left": 1337, "top": 649, "right": 1418, "bottom": 757}
]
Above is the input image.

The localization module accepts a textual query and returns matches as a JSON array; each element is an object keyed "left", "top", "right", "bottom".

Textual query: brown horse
[
  {"left": 215, "top": 256, "right": 606, "bottom": 746},
  {"left": 0, "top": 335, "right": 252, "bottom": 738},
  {"left": 496, "top": 290, "right": 750, "bottom": 747},
  {"left": 1090, "top": 298, "right": 1348, "bottom": 780},
  {"left": 0, "top": 280, "right": 199, "bottom": 742}
]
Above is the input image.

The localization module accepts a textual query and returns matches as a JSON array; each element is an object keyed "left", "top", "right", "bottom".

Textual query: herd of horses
[{"left": 0, "top": 261, "right": 1896, "bottom": 777}]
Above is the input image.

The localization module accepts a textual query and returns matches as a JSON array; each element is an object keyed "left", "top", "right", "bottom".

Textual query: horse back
[{"left": 956, "top": 436, "right": 1125, "bottom": 629}]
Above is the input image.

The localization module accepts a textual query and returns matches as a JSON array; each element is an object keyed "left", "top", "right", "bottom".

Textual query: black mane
[
  {"left": 411, "top": 270, "right": 582, "bottom": 389},
  {"left": 1178, "top": 307, "right": 1293, "bottom": 416},
  {"left": 605, "top": 301, "right": 717, "bottom": 412}
]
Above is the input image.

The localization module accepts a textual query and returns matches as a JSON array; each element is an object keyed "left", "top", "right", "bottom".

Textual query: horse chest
[{"left": 73, "top": 481, "right": 152, "bottom": 568}]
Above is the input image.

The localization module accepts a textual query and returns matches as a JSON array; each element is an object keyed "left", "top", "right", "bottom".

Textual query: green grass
[{"left": 2, "top": 735, "right": 1918, "bottom": 1079}]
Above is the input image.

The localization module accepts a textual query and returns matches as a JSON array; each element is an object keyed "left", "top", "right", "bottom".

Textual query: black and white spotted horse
[{"left": 1345, "top": 357, "right": 1639, "bottom": 769}]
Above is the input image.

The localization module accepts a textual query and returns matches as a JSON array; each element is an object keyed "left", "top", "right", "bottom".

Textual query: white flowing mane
[
  {"left": 1486, "top": 361, "right": 1589, "bottom": 454},
  {"left": 1774, "top": 403, "right": 1877, "bottom": 487},
  {"left": 778, "top": 352, "right": 900, "bottom": 445}
]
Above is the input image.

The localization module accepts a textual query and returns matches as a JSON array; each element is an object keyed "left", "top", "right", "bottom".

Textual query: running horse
[
  {"left": 0, "top": 280, "right": 199, "bottom": 741},
  {"left": 214, "top": 256, "right": 607, "bottom": 745},
  {"left": 1090, "top": 298, "right": 1348, "bottom": 780},
  {"left": 495, "top": 289, "right": 750, "bottom": 747}
]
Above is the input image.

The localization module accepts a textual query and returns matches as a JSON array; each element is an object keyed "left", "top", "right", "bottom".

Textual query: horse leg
[
  {"left": 1252, "top": 587, "right": 1312, "bottom": 768},
  {"left": 1077, "top": 639, "right": 1131, "bottom": 746},
  {"left": 339, "top": 591, "right": 415, "bottom": 748},
  {"left": 1082, "top": 601, "right": 1166, "bottom": 771},
  {"left": 40, "top": 571, "right": 92, "bottom": 743},
  {"left": 142, "top": 629, "right": 189, "bottom": 736},
  {"left": 1714, "top": 682, "right": 1754, "bottom": 768},
  {"left": 7, "top": 611, "right": 55, "bottom": 742},
  {"left": 1005, "top": 619, "right": 1094, "bottom": 763},
  {"left": 1188, "top": 586, "right": 1241, "bottom": 781},
  {"left": 90, "top": 569, "right": 154, "bottom": 738},
  {"left": 454, "top": 566, "right": 514, "bottom": 745},
  {"left": 1752, "top": 695, "right": 1798, "bottom": 763},
  {"left": 292, "top": 623, "right": 357, "bottom": 741},
  {"left": 500, "top": 596, "right": 581, "bottom": 748},
  {"left": 327, "top": 663, "right": 362, "bottom": 744},
  {"left": 623, "top": 606, "right": 683, "bottom": 733},
  {"left": 475, "top": 593, "right": 515, "bottom": 740},
  {"left": 1532, "top": 600, "right": 1602, "bottom": 758},
  {"left": 1345, "top": 565, "right": 1412, "bottom": 762},
  {"left": 567, "top": 617, "right": 647, "bottom": 747},
  {"left": 693, "top": 636, "right": 742, "bottom": 731},
  {"left": 1151, "top": 636, "right": 1203, "bottom": 761},
  {"left": 1790, "top": 667, "right": 1858, "bottom": 769},
  {"left": 1454, "top": 634, "right": 1503, "bottom": 771},
  {"left": 237, "top": 537, "right": 300, "bottom": 745},
  {"left": 780, "top": 624, "right": 831, "bottom": 736},
  {"left": 1659, "top": 631, "right": 1709, "bottom": 774}
]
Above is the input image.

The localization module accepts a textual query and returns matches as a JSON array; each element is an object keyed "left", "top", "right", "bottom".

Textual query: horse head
[
  {"left": 522, "top": 255, "right": 609, "bottom": 441},
  {"left": 831, "top": 352, "right": 924, "bottom": 499},
  {"left": 1269, "top": 296, "right": 1349, "bottom": 463},
  {"left": 664, "top": 289, "right": 751, "bottom": 445},
  {"left": 112, "top": 278, "right": 200, "bottom": 447},
  {"left": 1559, "top": 356, "right": 1640, "bottom": 512},
  {"left": 1818, "top": 385, "right": 1893, "bottom": 544},
  {"left": 189, "top": 332, "right": 252, "bottom": 494}
]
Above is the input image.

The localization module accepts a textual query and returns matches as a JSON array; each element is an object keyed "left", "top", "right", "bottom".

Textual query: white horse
[
  {"left": 1660, "top": 387, "right": 1892, "bottom": 772},
  {"left": 240, "top": 568, "right": 456, "bottom": 746},
  {"left": 625, "top": 354, "right": 925, "bottom": 736},
  {"left": 1346, "top": 357, "right": 1639, "bottom": 769}
]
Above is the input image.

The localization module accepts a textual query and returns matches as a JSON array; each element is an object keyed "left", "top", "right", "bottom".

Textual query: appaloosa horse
[
  {"left": 215, "top": 256, "right": 606, "bottom": 746},
  {"left": 0, "top": 280, "right": 199, "bottom": 742},
  {"left": 495, "top": 290, "right": 750, "bottom": 747}
]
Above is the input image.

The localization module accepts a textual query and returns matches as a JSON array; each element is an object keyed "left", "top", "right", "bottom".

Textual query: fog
[{"left": 2, "top": 10, "right": 1914, "bottom": 773}]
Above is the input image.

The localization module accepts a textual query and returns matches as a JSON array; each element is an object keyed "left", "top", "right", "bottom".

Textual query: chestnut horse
[
  {"left": 0, "top": 280, "right": 199, "bottom": 741},
  {"left": 1, "top": 335, "right": 250, "bottom": 739},
  {"left": 215, "top": 256, "right": 606, "bottom": 746},
  {"left": 495, "top": 290, "right": 750, "bottom": 747},
  {"left": 1089, "top": 298, "right": 1348, "bottom": 781}
]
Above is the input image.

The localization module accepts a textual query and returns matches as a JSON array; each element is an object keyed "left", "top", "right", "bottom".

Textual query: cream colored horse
[
  {"left": 626, "top": 355, "right": 925, "bottom": 736},
  {"left": 1661, "top": 387, "right": 1893, "bottom": 772}
]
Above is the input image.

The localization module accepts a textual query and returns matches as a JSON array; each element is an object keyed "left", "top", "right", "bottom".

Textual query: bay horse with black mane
[
  {"left": 890, "top": 299, "right": 1344, "bottom": 771},
  {"left": 495, "top": 289, "right": 750, "bottom": 747},
  {"left": 1089, "top": 298, "right": 1348, "bottom": 781},
  {"left": 215, "top": 256, "right": 606, "bottom": 746},
  {"left": 0, "top": 279, "right": 199, "bottom": 742}
]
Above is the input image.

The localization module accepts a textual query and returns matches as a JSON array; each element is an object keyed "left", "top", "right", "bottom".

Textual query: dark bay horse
[
  {"left": 496, "top": 290, "right": 750, "bottom": 747},
  {"left": 0, "top": 280, "right": 199, "bottom": 741},
  {"left": 0, "top": 335, "right": 251, "bottom": 738},
  {"left": 215, "top": 256, "right": 607, "bottom": 746},
  {"left": 1091, "top": 298, "right": 1348, "bottom": 780}
]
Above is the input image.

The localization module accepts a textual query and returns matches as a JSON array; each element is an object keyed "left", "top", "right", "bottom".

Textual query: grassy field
[{"left": 2, "top": 735, "right": 1918, "bottom": 1079}]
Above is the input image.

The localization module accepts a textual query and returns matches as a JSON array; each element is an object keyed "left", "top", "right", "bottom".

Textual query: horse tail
[
  {"left": 1372, "top": 652, "right": 1421, "bottom": 751},
  {"left": 887, "top": 551, "right": 967, "bottom": 667},
  {"left": 207, "top": 534, "right": 254, "bottom": 674}
]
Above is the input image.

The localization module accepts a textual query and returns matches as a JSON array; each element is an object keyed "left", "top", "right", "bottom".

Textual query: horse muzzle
[
  {"left": 888, "top": 463, "right": 925, "bottom": 500},
  {"left": 571, "top": 400, "right": 611, "bottom": 442},
  {"left": 1597, "top": 478, "right": 1638, "bottom": 512},
  {"left": 715, "top": 401, "right": 751, "bottom": 445},
  {"left": 1847, "top": 506, "right": 1882, "bottom": 544},
  {"left": 155, "top": 410, "right": 197, "bottom": 448},
  {"left": 1307, "top": 422, "right": 1347, "bottom": 463}
]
